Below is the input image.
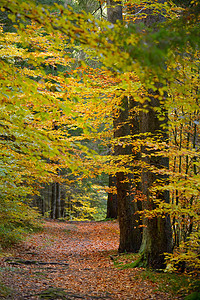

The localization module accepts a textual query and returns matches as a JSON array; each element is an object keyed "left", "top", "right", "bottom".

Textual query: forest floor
[{"left": 0, "top": 220, "right": 186, "bottom": 299}]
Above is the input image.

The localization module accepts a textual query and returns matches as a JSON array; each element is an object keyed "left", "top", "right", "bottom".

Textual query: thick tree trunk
[
  {"left": 117, "top": 170, "right": 142, "bottom": 252},
  {"left": 114, "top": 97, "right": 142, "bottom": 252},
  {"left": 124, "top": 0, "right": 172, "bottom": 269},
  {"left": 107, "top": 0, "right": 142, "bottom": 252},
  {"left": 107, "top": 0, "right": 122, "bottom": 24},
  {"left": 129, "top": 96, "right": 143, "bottom": 217},
  {"left": 139, "top": 91, "right": 172, "bottom": 268}
]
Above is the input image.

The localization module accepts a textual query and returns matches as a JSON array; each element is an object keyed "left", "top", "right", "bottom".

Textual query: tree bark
[
  {"left": 107, "top": 0, "right": 122, "bottom": 24},
  {"left": 106, "top": 175, "right": 118, "bottom": 219},
  {"left": 51, "top": 182, "right": 57, "bottom": 219},
  {"left": 107, "top": 1, "right": 142, "bottom": 252},
  {"left": 126, "top": 0, "right": 172, "bottom": 267},
  {"left": 50, "top": 123, "right": 62, "bottom": 219},
  {"left": 114, "top": 97, "right": 142, "bottom": 252},
  {"left": 139, "top": 90, "right": 172, "bottom": 269},
  {"left": 55, "top": 182, "right": 61, "bottom": 219}
]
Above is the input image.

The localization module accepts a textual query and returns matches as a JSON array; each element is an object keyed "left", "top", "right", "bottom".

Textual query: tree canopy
[{"left": 0, "top": 0, "right": 199, "bottom": 272}]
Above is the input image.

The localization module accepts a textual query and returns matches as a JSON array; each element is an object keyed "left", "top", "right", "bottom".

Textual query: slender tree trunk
[
  {"left": 55, "top": 182, "right": 61, "bottom": 219},
  {"left": 106, "top": 175, "right": 118, "bottom": 219},
  {"left": 51, "top": 180, "right": 61, "bottom": 219},
  {"left": 50, "top": 122, "right": 62, "bottom": 219},
  {"left": 51, "top": 182, "right": 57, "bottom": 219},
  {"left": 61, "top": 186, "right": 66, "bottom": 217},
  {"left": 47, "top": 184, "right": 51, "bottom": 213}
]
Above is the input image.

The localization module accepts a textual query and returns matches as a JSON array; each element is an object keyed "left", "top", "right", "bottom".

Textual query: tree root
[{"left": 5, "top": 258, "right": 69, "bottom": 266}]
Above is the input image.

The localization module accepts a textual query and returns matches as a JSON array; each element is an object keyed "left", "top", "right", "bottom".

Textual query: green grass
[
  {"left": 0, "top": 281, "right": 13, "bottom": 298},
  {"left": 140, "top": 270, "right": 199, "bottom": 297},
  {"left": 184, "top": 292, "right": 200, "bottom": 300},
  {"left": 0, "top": 221, "right": 43, "bottom": 248},
  {"left": 0, "top": 224, "right": 24, "bottom": 247},
  {"left": 111, "top": 252, "right": 200, "bottom": 298},
  {"left": 112, "top": 252, "right": 141, "bottom": 268}
]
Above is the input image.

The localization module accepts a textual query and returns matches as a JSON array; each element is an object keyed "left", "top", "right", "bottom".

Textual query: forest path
[{"left": 0, "top": 221, "right": 171, "bottom": 299}]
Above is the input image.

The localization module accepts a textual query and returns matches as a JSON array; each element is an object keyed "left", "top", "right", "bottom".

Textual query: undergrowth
[
  {"left": 0, "top": 281, "right": 13, "bottom": 298},
  {"left": 112, "top": 252, "right": 200, "bottom": 298},
  {"left": 0, "top": 221, "right": 43, "bottom": 249}
]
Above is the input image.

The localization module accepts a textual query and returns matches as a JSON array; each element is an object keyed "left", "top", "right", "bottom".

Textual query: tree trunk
[
  {"left": 114, "top": 97, "right": 142, "bottom": 252},
  {"left": 55, "top": 182, "right": 61, "bottom": 219},
  {"left": 51, "top": 182, "right": 56, "bottom": 219},
  {"left": 107, "top": 0, "right": 122, "bottom": 24},
  {"left": 50, "top": 123, "right": 62, "bottom": 219},
  {"left": 107, "top": 0, "right": 142, "bottom": 252},
  {"left": 61, "top": 185, "right": 66, "bottom": 217},
  {"left": 124, "top": 0, "right": 172, "bottom": 269},
  {"left": 139, "top": 90, "right": 172, "bottom": 269},
  {"left": 106, "top": 175, "right": 118, "bottom": 219}
]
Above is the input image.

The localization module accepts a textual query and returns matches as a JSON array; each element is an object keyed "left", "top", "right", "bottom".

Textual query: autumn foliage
[{"left": 0, "top": 0, "right": 199, "bottom": 274}]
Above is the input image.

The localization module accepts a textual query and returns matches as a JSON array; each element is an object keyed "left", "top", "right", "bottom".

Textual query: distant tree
[{"left": 0, "top": 0, "right": 199, "bottom": 270}]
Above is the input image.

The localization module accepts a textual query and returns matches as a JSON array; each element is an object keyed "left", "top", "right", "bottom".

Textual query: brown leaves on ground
[{"left": 0, "top": 221, "right": 172, "bottom": 299}]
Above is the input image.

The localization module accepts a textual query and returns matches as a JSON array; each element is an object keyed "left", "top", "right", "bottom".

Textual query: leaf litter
[{"left": 0, "top": 220, "right": 173, "bottom": 299}]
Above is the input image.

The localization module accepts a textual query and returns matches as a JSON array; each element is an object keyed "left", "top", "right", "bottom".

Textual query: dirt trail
[{"left": 0, "top": 221, "right": 171, "bottom": 299}]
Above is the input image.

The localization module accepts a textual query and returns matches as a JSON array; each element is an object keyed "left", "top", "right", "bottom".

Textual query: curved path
[{"left": 0, "top": 221, "right": 171, "bottom": 299}]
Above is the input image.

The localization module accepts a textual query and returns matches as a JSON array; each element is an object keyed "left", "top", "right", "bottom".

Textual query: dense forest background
[{"left": 0, "top": 0, "right": 199, "bottom": 273}]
